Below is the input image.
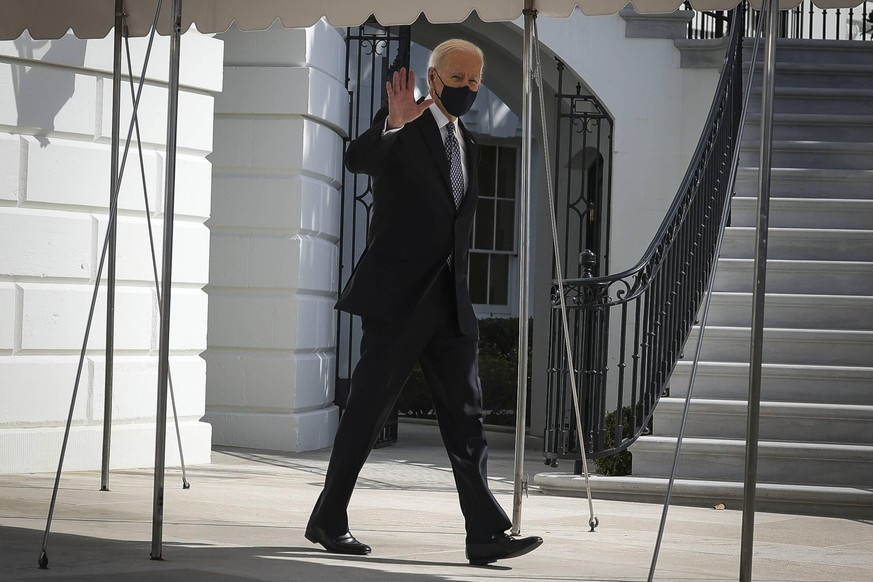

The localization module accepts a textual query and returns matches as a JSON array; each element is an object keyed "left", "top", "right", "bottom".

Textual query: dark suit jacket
[{"left": 338, "top": 106, "right": 480, "bottom": 337}]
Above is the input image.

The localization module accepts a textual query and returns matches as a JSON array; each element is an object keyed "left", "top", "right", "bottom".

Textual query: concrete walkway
[{"left": 1, "top": 420, "right": 871, "bottom": 581}]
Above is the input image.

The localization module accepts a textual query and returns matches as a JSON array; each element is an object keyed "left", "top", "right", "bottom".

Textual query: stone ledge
[
  {"left": 620, "top": 9, "right": 694, "bottom": 40},
  {"left": 674, "top": 36, "right": 729, "bottom": 69}
]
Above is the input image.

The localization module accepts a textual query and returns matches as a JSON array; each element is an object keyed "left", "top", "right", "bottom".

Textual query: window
[{"left": 469, "top": 144, "right": 519, "bottom": 315}]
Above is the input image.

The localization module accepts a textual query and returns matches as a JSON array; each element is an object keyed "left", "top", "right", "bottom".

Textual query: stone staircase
[{"left": 536, "top": 39, "right": 873, "bottom": 517}]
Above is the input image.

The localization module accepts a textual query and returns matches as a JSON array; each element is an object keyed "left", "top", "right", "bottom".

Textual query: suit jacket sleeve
[{"left": 345, "top": 107, "right": 395, "bottom": 176}]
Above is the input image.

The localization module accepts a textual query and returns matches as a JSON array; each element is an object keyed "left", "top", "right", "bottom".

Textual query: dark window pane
[
  {"left": 469, "top": 253, "right": 489, "bottom": 304},
  {"left": 489, "top": 254, "right": 509, "bottom": 306},
  {"left": 495, "top": 200, "right": 515, "bottom": 251},
  {"left": 474, "top": 198, "right": 494, "bottom": 250},
  {"left": 478, "top": 145, "right": 497, "bottom": 198},
  {"left": 497, "top": 147, "right": 517, "bottom": 199}
]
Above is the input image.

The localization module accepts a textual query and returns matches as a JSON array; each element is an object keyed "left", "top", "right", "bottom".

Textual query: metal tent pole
[
  {"left": 101, "top": 0, "right": 124, "bottom": 493},
  {"left": 123, "top": 21, "right": 191, "bottom": 491},
  {"left": 151, "top": 0, "right": 183, "bottom": 560},
  {"left": 512, "top": 0, "right": 536, "bottom": 535},
  {"left": 740, "top": 0, "right": 778, "bottom": 579}
]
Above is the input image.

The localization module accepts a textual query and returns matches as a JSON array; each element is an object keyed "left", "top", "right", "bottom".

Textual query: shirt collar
[{"left": 428, "top": 97, "right": 457, "bottom": 134}]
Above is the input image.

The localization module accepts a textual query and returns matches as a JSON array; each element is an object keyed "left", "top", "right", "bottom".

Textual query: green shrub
[{"left": 592, "top": 407, "right": 633, "bottom": 476}]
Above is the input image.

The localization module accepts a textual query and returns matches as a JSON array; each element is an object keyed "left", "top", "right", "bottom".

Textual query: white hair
[{"left": 428, "top": 39, "right": 484, "bottom": 74}]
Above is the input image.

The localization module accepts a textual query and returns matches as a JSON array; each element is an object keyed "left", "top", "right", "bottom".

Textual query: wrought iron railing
[
  {"left": 543, "top": 6, "right": 745, "bottom": 464},
  {"left": 685, "top": 2, "right": 733, "bottom": 39},
  {"left": 686, "top": 0, "right": 872, "bottom": 40}
]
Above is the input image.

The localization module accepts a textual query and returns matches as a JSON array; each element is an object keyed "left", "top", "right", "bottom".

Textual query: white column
[{"left": 205, "top": 20, "right": 346, "bottom": 452}]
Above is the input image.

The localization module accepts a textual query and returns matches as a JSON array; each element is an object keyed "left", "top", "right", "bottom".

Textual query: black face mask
[{"left": 435, "top": 71, "right": 478, "bottom": 118}]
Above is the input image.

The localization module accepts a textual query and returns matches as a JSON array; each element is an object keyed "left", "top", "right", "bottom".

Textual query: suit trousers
[{"left": 309, "top": 265, "right": 512, "bottom": 543}]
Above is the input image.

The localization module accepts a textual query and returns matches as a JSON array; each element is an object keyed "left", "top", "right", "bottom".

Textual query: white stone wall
[
  {"left": 205, "top": 21, "right": 345, "bottom": 452},
  {"left": 0, "top": 31, "right": 221, "bottom": 473}
]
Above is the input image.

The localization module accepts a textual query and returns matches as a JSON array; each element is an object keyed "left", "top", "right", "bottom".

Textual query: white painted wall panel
[
  {"left": 94, "top": 217, "right": 210, "bottom": 285},
  {"left": 19, "top": 285, "right": 154, "bottom": 351},
  {"left": 211, "top": 117, "right": 343, "bottom": 185},
  {"left": 205, "top": 350, "right": 337, "bottom": 412},
  {"left": 210, "top": 175, "right": 340, "bottom": 239},
  {"left": 218, "top": 66, "right": 348, "bottom": 133},
  {"left": 0, "top": 357, "right": 87, "bottom": 424},
  {"left": 97, "top": 82, "right": 215, "bottom": 152},
  {"left": 0, "top": 210, "right": 92, "bottom": 279},
  {"left": 89, "top": 356, "right": 207, "bottom": 420},
  {"left": 23, "top": 136, "right": 161, "bottom": 212},
  {"left": 206, "top": 292, "right": 297, "bottom": 350}
]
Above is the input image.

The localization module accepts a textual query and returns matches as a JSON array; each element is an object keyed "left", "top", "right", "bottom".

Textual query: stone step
[
  {"left": 747, "top": 86, "right": 873, "bottom": 115},
  {"left": 653, "top": 398, "right": 873, "bottom": 443},
  {"left": 743, "top": 61, "right": 873, "bottom": 89},
  {"left": 534, "top": 473, "right": 873, "bottom": 519},
  {"left": 744, "top": 38, "right": 873, "bottom": 66},
  {"left": 721, "top": 226, "right": 873, "bottom": 261},
  {"left": 739, "top": 140, "right": 873, "bottom": 171},
  {"left": 735, "top": 167, "right": 873, "bottom": 198},
  {"left": 714, "top": 258, "right": 873, "bottom": 295},
  {"left": 704, "top": 292, "right": 873, "bottom": 330},
  {"left": 744, "top": 113, "right": 873, "bottom": 142},
  {"left": 630, "top": 436, "right": 873, "bottom": 487},
  {"left": 669, "top": 361, "right": 873, "bottom": 405},
  {"left": 730, "top": 197, "right": 873, "bottom": 230},
  {"left": 684, "top": 326, "right": 873, "bottom": 367}
]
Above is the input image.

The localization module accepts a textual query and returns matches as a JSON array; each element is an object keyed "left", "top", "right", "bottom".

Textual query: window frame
[{"left": 468, "top": 137, "right": 522, "bottom": 318}]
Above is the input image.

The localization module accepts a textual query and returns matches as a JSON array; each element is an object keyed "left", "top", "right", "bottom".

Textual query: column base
[{"left": 205, "top": 407, "right": 338, "bottom": 452}]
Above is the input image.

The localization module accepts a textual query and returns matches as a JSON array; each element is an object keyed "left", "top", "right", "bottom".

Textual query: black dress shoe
[
  {"left": 305, "top": 524, "right": 371, "bottom": 555},
  {"left": 466, "top": 532, "right": 543, "bottom": 565}
]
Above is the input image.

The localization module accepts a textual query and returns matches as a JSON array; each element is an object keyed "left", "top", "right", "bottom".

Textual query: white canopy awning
[{"left": 1, "top": 0, "right": 865, "bottom": 40}]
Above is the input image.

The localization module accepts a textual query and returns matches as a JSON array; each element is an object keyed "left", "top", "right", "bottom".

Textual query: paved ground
[{"left": 1, "top": 420, "right": 871, "bottom": 581}]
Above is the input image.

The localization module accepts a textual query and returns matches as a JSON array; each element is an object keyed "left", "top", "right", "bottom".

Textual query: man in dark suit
[{"left": 305, "top": 39, "right": 542, "bottom": 566}]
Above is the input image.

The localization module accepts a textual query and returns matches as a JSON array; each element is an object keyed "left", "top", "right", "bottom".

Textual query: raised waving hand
[{"left": 385, "top": 67, "right": 433, "bottom": 130}]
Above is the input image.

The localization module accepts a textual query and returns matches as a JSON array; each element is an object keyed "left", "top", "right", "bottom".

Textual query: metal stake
[
  {"left": 151, "top": 0, "right": 183, "bottom": 560},
  {"left": 512, "top": 0, "right": 536, "bottom": 536},
  {"left": 101, "top": 0, "right": 124, "bottom": 493},
  {"left": 740, "top": 0, "right": 779, "bottom": 579}
]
